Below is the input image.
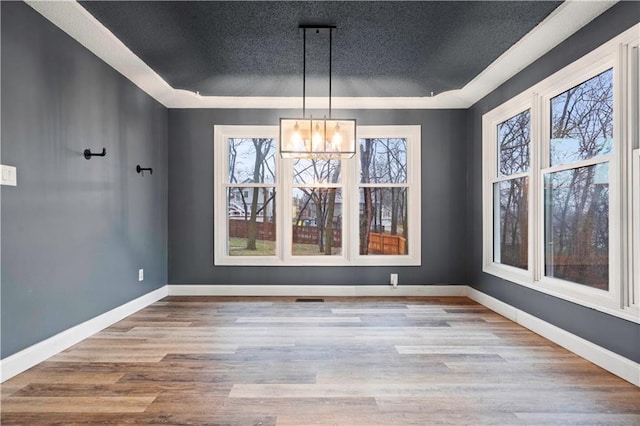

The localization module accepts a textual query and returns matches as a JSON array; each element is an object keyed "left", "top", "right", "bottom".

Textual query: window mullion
[
  {"left": 615, "top": 43, "right": 628, "bottom": 308},
  {"left": 541, "top": 155, "right": 611, "bottom": 175},
  {"left": 349, "top": 142, "right": 359, "bottom": 261},
  {"left": 294, "top": 183, "right": 343, "bottom": 189},
  {"left": 492, "top": 171, "right": 530, "bottom": 184},
  {"left": 342, "top": 153, "right": 353, "bottom": 261},
  {"left": 280, "top": 158, "right": 292, "bottom": 262},
  {"left": 538, "top": 92, "right": 550, "bottom": 283},
  {"left": 275, "top": 151, "right": 284, "bottom": 260},
  {"left": 226, "top": 183, "right": 276, "bottom": 189},
  {"left": 531, "top": 92, "right": 542, "bottom": 282}
]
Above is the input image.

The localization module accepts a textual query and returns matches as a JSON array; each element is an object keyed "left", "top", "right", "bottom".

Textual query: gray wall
[
  {"left": 168, "top": 109, "right": 468, "bottom": 285},
  {"left": 1, "top": 2, "right": 168, "bottom": 358},
  {"left": 466, "top": 2, "right": 640, "bottom": 362}
]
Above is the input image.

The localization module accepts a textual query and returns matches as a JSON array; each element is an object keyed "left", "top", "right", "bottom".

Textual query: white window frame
[
  {"left": 482, "top": 24, "right": 640, "bottom": 323},
  {"left": 537, "top": 61, "right": 619, "bottom": 309},
  {"left": 632, "top": 149, "right": 640, "bottom": 309},
  {"left": 351, "top": 126, "right": 421, "bottom": 266},
  {"left": 482, "top": 93, "right": 535, "bottom": 284},
  {"left": 282, "top": 155, "right": 350, "bottom": 266},
  {"left": 214, "top": 125, "right": 421, "bottom": 266},
  {"left": 213, "top": 126, "right": 283, "bottom": 266},
  {"left": 630, "top": 42, "right": 640, "bottom": 310}
]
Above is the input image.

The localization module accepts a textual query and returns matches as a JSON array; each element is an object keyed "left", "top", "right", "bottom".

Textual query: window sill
[{"left": 215, "top": 255, "right": 421, "bottom": 267}]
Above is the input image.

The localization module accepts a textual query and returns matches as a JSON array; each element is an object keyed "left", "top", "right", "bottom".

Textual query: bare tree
[
  {"left": 245, "top": 138, "right": 274, "bottom": 250},
  {"left": 324, "top": 162, "right": 341, "bottom": 254},
  {"left": 360, "top": 139, "right": 374, "bottom": 254}
]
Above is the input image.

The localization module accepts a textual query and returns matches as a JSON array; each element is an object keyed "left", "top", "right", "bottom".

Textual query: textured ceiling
[{"left": 79, "top": 1, "right": 562, "bottom": 98}]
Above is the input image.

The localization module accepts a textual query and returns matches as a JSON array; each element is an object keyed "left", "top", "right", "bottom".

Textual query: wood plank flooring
[{"left": 1, "top": 296, "right": 638, "bottom": 425}]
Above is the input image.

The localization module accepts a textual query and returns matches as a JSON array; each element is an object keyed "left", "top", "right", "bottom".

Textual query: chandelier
[{"left": 279, "top": 25, "right": 356, "bottom": 159}]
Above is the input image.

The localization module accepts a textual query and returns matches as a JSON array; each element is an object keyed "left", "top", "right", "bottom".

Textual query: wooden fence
[
  {"left": 550, "top": 254, "right": 608, "bottom": 265},
  {"left": 546, "top": 254, "right": 608, "bottom": 290},
  {"left": 368, "top": 232, "right": 407, "bottom": 255},
  {"left": 228, "top": 219, "right": 276, "bottom": 241},
  {"left": 293, "top": 226, "right": 341, "bottom": 248},
  {"left": 229, "top": 219, "right": 341, "bottom": 247},
  {"left": 229, "top": 220, "right": 407, "bottom": 253}
]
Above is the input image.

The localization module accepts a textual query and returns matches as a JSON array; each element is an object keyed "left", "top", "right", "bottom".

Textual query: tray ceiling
[
  {"left": 27, "top": 1, "right": 616, "bottom": 108},
  {"left": 78, "top": 1, "right": 562, "bottom": 98}
]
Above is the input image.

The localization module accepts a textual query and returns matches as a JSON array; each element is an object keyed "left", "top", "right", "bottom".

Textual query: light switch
[{"left": 1, "top": 165, "right": 17, "bottom": 186}]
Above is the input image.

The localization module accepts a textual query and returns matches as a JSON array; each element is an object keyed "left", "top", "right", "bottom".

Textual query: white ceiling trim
[{"left": 26, "top": 0, "right": 617, "bottom": 109}]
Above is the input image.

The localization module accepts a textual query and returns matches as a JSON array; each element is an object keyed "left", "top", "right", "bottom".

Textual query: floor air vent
[{"left": 295, "top": 298, "right": 325, "bottom": 303}]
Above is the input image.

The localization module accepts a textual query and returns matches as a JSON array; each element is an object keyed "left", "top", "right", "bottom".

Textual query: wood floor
[{"left": 1, "top": 296, "right": 638, "bottom": 425}]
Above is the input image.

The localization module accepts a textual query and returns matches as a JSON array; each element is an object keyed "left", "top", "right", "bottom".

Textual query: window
[
  {"left": 358, "top": 138, "right": 409, "bottom": 256},
  {"left": 226, "top": 137, "right": 276, "bottom": 257},
  {"left": 544, "top": 69, "right": 613, "bottom": 291},
  {"left": 494, "top": 109, "right": 531, "bottom": 271},
  {"left": 483, "top": 95, "right": 534, "bottom": 283},
  {"left": 482, "top": 24, "right": 639, "bottom": 322},
  {"left": 291, "top": 158, "right": 343, "bottom": 257},
  {"left": 214, "top": 125, "right": 421, "bottom": 266}
]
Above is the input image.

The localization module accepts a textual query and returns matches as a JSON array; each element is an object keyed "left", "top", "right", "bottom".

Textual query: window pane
[
  {"left": 498, "top": 110, "right": 530, "bottom": 176},
  {"left": 227, "top": 138, "right": 276, "bottom": 184},
  {"left": 550, "top": 69, "right": 613, "bottom": 166},
  {"left": 292, "top": 188, "right": 342, "bottom": 256},
  {"left": 359, "top": 187, "right": 407, "bottom": 255},
  {"left": 293, "top": 158, "right": 341, "bottom": 184},
  {"left": 544, "top": 163, "right": 609, "bottom": 290},
  {"left": 493, "top": 178, "right": 528, "bottom": 269},
  {"left": 360, "top": 138, "right": 407, "bottom": 184},
  {"left": 227, "top": 187, "right": 276, "bottom": 256}
]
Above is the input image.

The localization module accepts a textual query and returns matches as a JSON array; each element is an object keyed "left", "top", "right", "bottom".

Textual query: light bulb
[
  {"left": 331, "top": 123, "right": 342, "bottom": 150},
  {"left": 292, "top": 122, "right": 303, "bottom": 150},
  {"left": 312, "top": 124, "right": 323, "bottom": 151}
]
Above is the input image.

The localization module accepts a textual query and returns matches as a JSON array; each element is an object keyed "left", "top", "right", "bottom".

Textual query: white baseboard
[
  {"left": 466, "top": 287, "right": 519, "bottom": 322},
  {"left": 0, "top": 286, "right": 168, "bottom": 383},
  {"left": 167, "top": 284, "right": 468, "bottom": 297},
  {"left": 467, "top": 287, "right": 640, "bottom": 387}
]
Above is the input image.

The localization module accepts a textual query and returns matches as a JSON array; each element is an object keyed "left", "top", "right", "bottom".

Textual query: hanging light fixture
[{"left": 280, "top": 25, "right": 356, "bottom": 158}]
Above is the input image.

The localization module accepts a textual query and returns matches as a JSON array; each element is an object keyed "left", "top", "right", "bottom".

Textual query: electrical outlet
[
  {"left": 1, "top": 165, "right": 17, "bottom": 186},
  {"left": 390, "top": 273, "right": 398, "bottom": 287},
  {"left": 138, "top": 269, "right": 144, "bottom": 282}
]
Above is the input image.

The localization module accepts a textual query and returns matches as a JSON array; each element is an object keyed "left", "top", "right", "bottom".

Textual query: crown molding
[{"left": 26, "top": 0, "right": 617, "bottom": 109}]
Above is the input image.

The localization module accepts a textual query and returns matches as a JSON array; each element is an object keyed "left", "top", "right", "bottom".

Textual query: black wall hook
[
  {"left": 136, "top": 165, "right": 153, "bottom": 176},
  {"left": 84, "top": 147, "right": 106, "bottom": 159}
]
